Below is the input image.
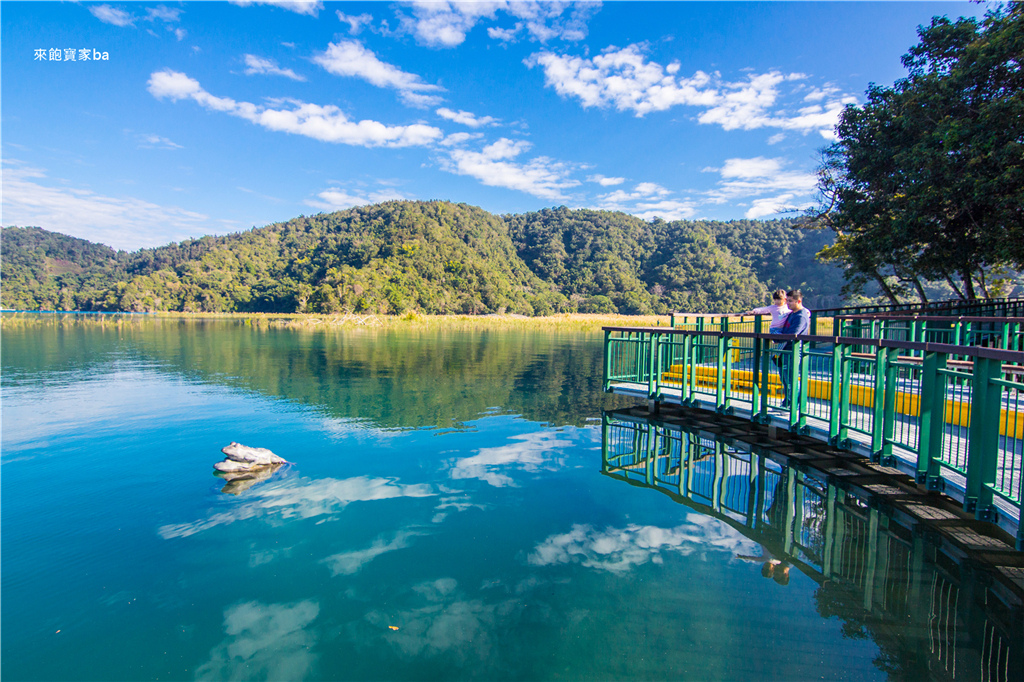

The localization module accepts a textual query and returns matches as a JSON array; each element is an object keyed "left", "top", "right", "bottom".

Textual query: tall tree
[{"left": 813, "top": 1, "right": 1024, "bottom": 301}]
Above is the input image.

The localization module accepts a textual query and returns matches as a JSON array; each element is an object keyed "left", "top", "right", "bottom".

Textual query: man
[{"left": 776, "top": 289, "right": 810, "bottom": 408}]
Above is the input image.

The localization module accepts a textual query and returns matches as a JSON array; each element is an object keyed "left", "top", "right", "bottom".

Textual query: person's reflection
[
  {"left": 737, "top": 548, "right": 792, "bottom": 586},
  {"left": 736, "top": 465, "right": 793, "bottom": 586}
]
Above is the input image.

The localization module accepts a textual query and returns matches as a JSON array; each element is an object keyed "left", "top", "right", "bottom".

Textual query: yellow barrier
[{"left": 660, "top": 365, "right": 1023, "bottom": 438}]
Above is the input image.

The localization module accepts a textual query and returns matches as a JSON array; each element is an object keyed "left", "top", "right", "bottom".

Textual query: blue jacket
[{"left": 778, "top": 307, "right": 810, "bottom": 350}]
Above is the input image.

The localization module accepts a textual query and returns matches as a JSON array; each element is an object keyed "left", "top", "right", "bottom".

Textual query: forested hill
[{"left": 1, "top": 200, "right": 844, "bottom": 314}]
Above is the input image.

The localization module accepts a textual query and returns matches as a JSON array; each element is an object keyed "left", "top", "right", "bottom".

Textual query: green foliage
[
  {"left": 3, "top": 200, "right": 845, "bottom": 314},
  {"left": 508, "top": 207, "right": 844, "bottom": 313},
  {"left": 813, "top": 2, "right": 1024, "bottom": 301}
]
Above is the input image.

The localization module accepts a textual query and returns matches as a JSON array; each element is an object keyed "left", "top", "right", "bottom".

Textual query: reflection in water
[
  {"left": 158, "top": 475, "right": 435, "bottom": 539},
  {"left": 322, "top": 529, "right": 426, "bottom": 577},
  {"left": 529, "top": 516, "right": 755, "bottom": 574},
  {"left": 215, "top": 462, "right": 285, "bottom": 496},
  {"left": 449, "top": 430, "right": 574, "bottom": 487},
  {"left": 601, "top": 408, "right": 1023, "bottom": 682},
  {"left": 196, "top": 600, "right": 320, "bottom": 681},
  {"left": 0, "top": 316, "right": 633, "bottom": 429}
]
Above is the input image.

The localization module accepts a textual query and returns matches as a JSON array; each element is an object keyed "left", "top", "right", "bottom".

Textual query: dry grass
[{"left": 1, "top": 311, "right": 672, "bottom": 333}]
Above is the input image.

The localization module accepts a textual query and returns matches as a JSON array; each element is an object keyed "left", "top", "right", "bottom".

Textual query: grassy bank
[{"left": 1, "top": 311, "right": 672, "bottom": 333}]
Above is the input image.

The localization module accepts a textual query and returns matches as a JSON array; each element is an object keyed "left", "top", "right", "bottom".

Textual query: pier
[{"left": 603, "top": 302, "right": 1024, "bottom": 549}]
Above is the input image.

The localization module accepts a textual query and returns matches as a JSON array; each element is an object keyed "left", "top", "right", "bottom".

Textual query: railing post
[
  {"left": 683, "top": 333, "right": 693, "bottom": 406},
  {"left": 716, "top": 333, "right": 726, "bottom": 411},
  {"left": 965, "top": 356, "right": 1001, "bottom": 519},
  {"left": 917, "top": 351, "right": 947, "bottom": 488},
  {"left": 880, "top": 346, "right": 899, "bottom": 463},
  {"left": 647, "top": 333, "right": 658, "bottom": 401},
  {"left": 829, "top": 341, "right": 842, "bottom": 443},
  {"left": 838, "top": 342, "right": 853, "bottom": 447},
  {"left": 752, "top": 333, "right": 762, "bottom": 418},
  {"left": 603, "top": 329, "right": 612, "bottom": 391},
  {"left": 787, "top": 340, "right": 800, "bottom": 431},
  {"left": 723, "top": 334, "right": 734, "bottom": 414},
  {"left": 871, "top": 343, "right": 887, "bottom": 459},
  {"left": 797, "top": 338, "right": 809, "bottom": 432},
  {"left": 761, "top": 335, "right": 774, "bottom": 421}
]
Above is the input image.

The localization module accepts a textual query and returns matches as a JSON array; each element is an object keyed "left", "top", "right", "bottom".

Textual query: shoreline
[{"left": 0, "top": 310, "right": 674, "bottom": 332}]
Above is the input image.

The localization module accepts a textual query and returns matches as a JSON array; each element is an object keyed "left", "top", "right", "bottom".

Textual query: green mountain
[{"left": 1, "top": 200, "right": 844, "bottom": 314}]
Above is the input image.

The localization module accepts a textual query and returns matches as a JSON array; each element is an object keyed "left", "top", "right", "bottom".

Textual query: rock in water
[
  {"left": 221, "top": 442, "right": 287, "bottom": 466},
  {"left": 214, "top": 459, "right": 253, "bottom": 473}
]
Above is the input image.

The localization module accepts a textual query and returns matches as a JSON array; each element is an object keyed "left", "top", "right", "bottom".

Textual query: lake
[{"left": 1, "top": 316, "right": 1017, "bottom": 681}]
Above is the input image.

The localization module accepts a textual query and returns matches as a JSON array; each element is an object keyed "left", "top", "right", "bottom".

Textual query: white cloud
[
  {"left": 398, "top": 1, "right": 504, "bottom": 47},
  {"left": 745, "top": 194, "right": 807, "bottom": 219},
  {"left": 195, "top": 601, "right": 320, "bottom": 681},
  {"left": 704, "top": 156, "right": 818, "bottom": 218},
  {"left": 396, "top": 1, "right": 599, "bottom": 48},
  {"left": 767, "top": 133, "right": 786, "bottom": 145},
  {"left": 440, "top": 132, "right": 485, "bottom": 147},
  {"left": 436, "top": 108, "right": 499, "bottom": 128},
  {"left": 587, "top": 175, "right": 625, "bottom": 186},
  {"left": 595, "top": 181, "right": 695, "bottom": 221},
  {"left": 337, "top": 10, "right": 373, "bottom": 34},
  {"left": 306, "top": 187, "right": 408, "bottom": 212},
  {"left": 1, "top": 161, "right": 209, "bottom": 250},
  {"left": 137, "top": 132, "right": 182, "bottom": 149},
  {"left": 449, "top": 430, "right": 573, "bottom": 487},
  {"left": 440, "top": 138, "right": 579, "bottom": 202},
  {"left": 158, "top": 475, "right": 435, "bottom": 539},
  {"left": 89, "top": 4, "right": 135, "bottom": 27},
  {"left": 148, "top": 69, "right": 444, "bottom": 148},
  {"left": 146, "top": 6, "right": 181, "bottom": 22},
  {"left": 529, "top": 517, "right": 757, "bottom": 574},
  {"left": 243, "top": 54, "right": 306, "bottom": 81},
  {"left": 526, "top": 43, "right": 850, "bottom": 138},
  {"left": 313, "top": 41, "right": 444, "bottom": 108},
  {"left": 720, "top": 156, "right": 783, "bottom": 179},
  {"left": 229, "top": 0, "right": 323, "bottom": 16}
]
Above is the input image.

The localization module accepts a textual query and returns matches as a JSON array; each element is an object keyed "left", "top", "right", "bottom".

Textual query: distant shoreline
[{"left": 1, "top": 310, "right": 673, "bottom": 332}]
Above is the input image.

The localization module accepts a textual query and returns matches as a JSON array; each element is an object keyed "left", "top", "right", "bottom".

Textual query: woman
[{"left": 744, "top": 289, "right": 789, "bottom": 333}]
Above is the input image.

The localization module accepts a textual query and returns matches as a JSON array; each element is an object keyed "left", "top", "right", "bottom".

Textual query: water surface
[{"left": 1, "top": 317, "right": 1016, "bottom": 681}]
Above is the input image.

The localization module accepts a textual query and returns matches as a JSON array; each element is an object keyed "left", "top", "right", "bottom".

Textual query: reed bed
[{"left": 2, "top": 310, "right": 671, "bottom": 333}]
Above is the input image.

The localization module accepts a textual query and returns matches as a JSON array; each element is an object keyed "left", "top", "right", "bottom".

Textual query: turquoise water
[{"left": 0, "top": 318, "right": 1014, "bottom": 681}]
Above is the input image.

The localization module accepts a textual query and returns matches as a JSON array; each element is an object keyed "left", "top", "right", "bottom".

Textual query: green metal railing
[
  {"left": 602, "top": 325, "right": 1024, "bottom": 548},
  {"left": 835, "top": 315, "right": 1024, "bottom": 352}
]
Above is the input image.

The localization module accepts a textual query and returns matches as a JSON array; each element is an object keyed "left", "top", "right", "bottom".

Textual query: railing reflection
[{"left": 600, "top": 409, "right": 1021, "bottom": 682}]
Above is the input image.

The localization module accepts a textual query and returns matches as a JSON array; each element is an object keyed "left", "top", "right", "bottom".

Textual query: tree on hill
[
  {"left": 812, "top": 2, "right": 1024, "bottom": 301},
  {"left": 3, "top": 201, "right": 846, "bottom": 314}
]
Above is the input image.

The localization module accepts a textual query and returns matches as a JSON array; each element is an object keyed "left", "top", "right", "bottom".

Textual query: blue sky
[{"left": 1, "top": 1, "right": 986, "bottom": 250}]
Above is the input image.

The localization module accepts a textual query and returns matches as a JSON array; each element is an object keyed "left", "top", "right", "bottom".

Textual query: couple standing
[{"left": 744, "top": 289, "right": 810, "bottom": 408}]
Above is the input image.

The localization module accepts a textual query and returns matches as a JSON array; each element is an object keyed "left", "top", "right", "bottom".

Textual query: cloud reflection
[
  {"left": 365, "top": 579, "right": 506, "bottom": 664},
  {"left": 195, "top": 600, "right": 319, "bottom": 681},
  {"left": 322, "top": 529, "right": 424, "bottom": 576},
  {"left": 529, "top": 516, "right": 757, "bottom": 573},
  {"left": 449, "top": 431, "right": 573, "bottom": 487},
  {"left": 159, "top": 476, "right": 434, "bottom": 539}
]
